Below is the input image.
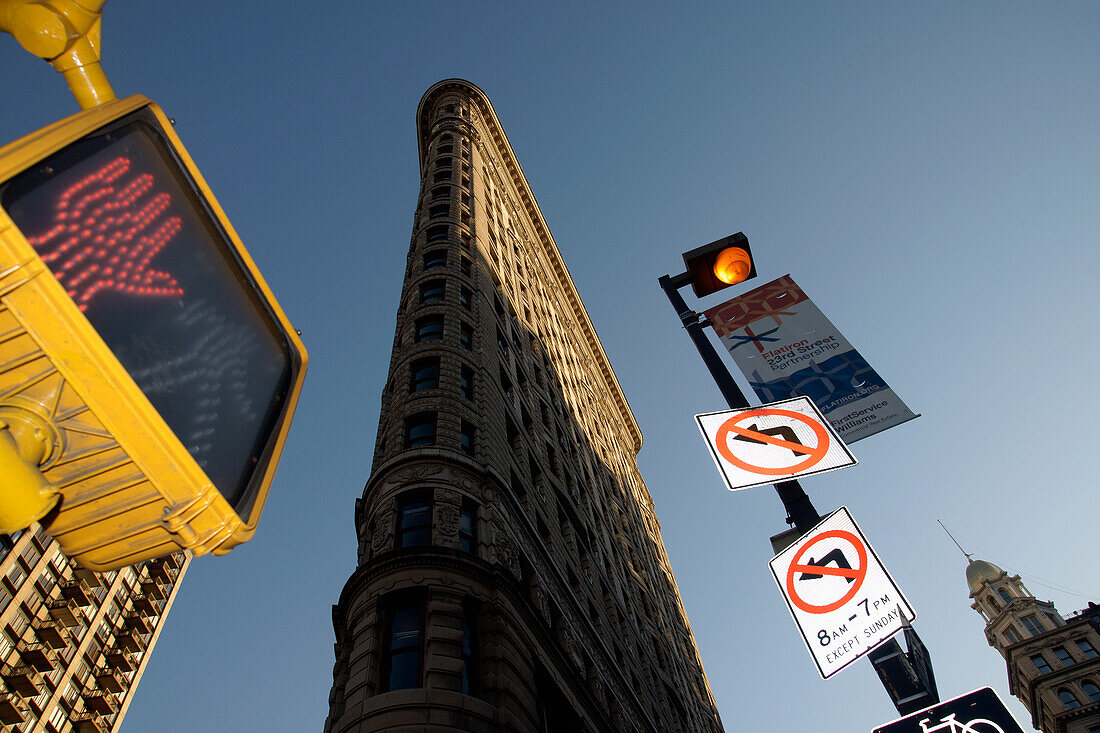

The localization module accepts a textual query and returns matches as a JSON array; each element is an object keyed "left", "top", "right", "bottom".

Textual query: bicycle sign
[
  {"left": 918, "top": 713, "right": 1004, "bottom": 733},
  {"left": 873, "top": 687, "right": 1026, "bottom": 733},
  {"left": 770, "top": 506, "right": 914, "bottom": 679}
]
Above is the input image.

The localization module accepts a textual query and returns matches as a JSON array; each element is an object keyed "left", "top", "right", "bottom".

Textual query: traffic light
[
  {"left": 0, "top": 95, "right": 307, "bottom": 570},
  {"left": 681, "top": 232, "right": 756, "bottom": 298}
]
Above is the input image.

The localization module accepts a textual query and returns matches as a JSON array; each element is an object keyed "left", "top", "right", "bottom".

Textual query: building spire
[{"left": 938, "top": 519, "right": 973, "bottom": 563}]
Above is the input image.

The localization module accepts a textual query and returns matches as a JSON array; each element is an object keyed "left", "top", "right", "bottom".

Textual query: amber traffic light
[
  {"left": 681, "top": 232, "right": 756, "bottom": 298},
  {"left": 0, "top": 95, "right": 306, "bottom": 569}
]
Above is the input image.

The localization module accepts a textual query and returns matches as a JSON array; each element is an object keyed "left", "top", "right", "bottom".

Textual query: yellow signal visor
[{"left": 0, "top": 95, "right": 307, "bottom": 570}]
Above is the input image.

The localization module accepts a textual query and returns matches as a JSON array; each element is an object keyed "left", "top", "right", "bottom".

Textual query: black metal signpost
[{"left": 660, "top": 233, "right": 939, "bottom": 716}]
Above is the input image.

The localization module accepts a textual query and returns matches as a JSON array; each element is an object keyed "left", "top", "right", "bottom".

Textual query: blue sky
[{"left": 2, "top": 2, "right": 1097, "bottom": 731}]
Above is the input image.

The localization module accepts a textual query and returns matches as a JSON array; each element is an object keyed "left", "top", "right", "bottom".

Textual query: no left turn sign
[
  {"left": 769, "top": 507, "right": 915, "bottom": 679},
  {"left": 696, "top": 396, "right": 856, "bottom": 492}
]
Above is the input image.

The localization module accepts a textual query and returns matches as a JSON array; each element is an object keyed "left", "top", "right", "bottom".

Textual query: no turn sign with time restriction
[
  {"left": 769, "top": 507, "right": 915, "bottom": 679},
  {"left": 696, "top": 396, "right": 857, "bottom": 492}
]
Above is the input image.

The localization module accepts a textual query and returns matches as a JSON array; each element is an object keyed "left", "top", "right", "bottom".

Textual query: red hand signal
[{"left": 27, "top": 156, "right": 184, "bottom": 311}]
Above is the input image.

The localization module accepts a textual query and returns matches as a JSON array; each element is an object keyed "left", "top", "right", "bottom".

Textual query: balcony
[
  {"left": 140, "top": 581, "right": 165, "bottom": 601},
  {"left": 0, "top": 664, "right": 43, "bottom": 697},
  {"left": 123, "top": 613, "right": 151, "bottom": 636},
  {"left": 145, "top": 558, "right": 169, "bottom": 581},
  {"left": 132, "top": 594, "right": 157, "bottom": 617},
  {"left": 60, "top": 579, "right": 92, "bottom": 606},
  {"left": 95, "top": 669, "right": 126, "bottom": 694},
  {"left": 105, "top": 651, "right": 136, "bottom": 673},
  {"left": 72, "top": 713, "right": 111, "bottom": 733},
  {"left": 82, "top": 691, "right": 119, "bottom": 716},
  {"left": 17, "top": 642, "right": 54, "bottom": 673},
  {"left": 74, "top": 566, "right": 102, "bottom": 587},
  {"left": 115, "top": 629, "right": 142, "bottom": 653},
  {"left": 32, "top": 617, "right": 68, "bottom": 649},
  {"left": 0, "top": 693, "right": 24, "bottom": 725},
  {"left": 48, "top": 597, "right": 83, "bottom": 627}
]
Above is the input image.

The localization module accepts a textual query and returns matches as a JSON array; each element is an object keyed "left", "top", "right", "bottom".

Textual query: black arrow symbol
[
  {"left": 732, "top": 423, "right": 804, "bottom": 456},
  {"left": 798, "top": 549, "right": 856, "bottom": 583}
]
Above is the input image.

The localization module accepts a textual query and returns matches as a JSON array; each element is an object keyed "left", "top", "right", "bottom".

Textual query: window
[
  {"left": 1057, "top": 688, "right": 1081, "bottom": 710},
  {"left": 1078, "top": 639, "right": 1098, "bottom": 659},
  {"left": 433, "top": 170, "right": 451, "bottom": 184},
  {"left": 1053, "top": 646, "right": 1075, "bottom": 666},
  {"left": 1021, "top": 614, "right": 1045, "bottom": 637},
  {"left": 460, "top": 505, "right": 476, "bottom": 553},
  {"left": 410, "top": 358, "right": 439, "bottom": 392},
  {"left": 429, "top": 204, "right": 449, "bottom": 219},
  {"left": 423, "top": 250, "right": 447, "bottom": 270},
  {"left": 1003, "top": 626, "right": 1021, "bottom": 644},
  {"left": 997, "top": 588, "right": 1012, "bottom": 603},
  {"left": 415, "top": 315, "right": 443, "bottom": 342},
  {"left": 427, "top": 225, "right": 448, "bottom": 242},
  {"left": 435, "top": 156, "right": 452, "bottom": 169},
  {"left": 431, "top": 186, "right": 450, "bottom": 201},
  {"left": 1031, "top": 654, "right": 1052, "bottom": 674},
  {"left": 420, "top": 280, "right": 445, "bottom": 304},
  {"left": 405, "top": 413, "right": 436, "bottom": 448},
  {"left": 382, "top": 598, "right": 423, "bottom": 691},
  {"left": 460, "top": 421, "right": 475, "bottom": 456},
  {"left": 460, "top": 256, "right": 471, "bottom": 276},
  {"left": 460, "top": 287, "right": 472, "bottom": 310},
  {"left": 459, "top": 366, "right": 474, "bottom": 400},
  {"left": 459, "top": 323, "right": 473, "bottom": 350},
  {"left": 397, "top": 497, "right": 431, "bottom": 547},
  {"left": 461, "top": 603, "right": 478, "bottom": 695},
  {"left": 1082, "top": 681, "right": 1100, "bottom": 703}
]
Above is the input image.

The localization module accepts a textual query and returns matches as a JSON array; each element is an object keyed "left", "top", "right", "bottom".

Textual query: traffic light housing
[
  {"left": 0, "top": 95, "right": 306, "bottom": 570},
  {"left": 681, "top": 232, "right": 756, "bottom": 298}
]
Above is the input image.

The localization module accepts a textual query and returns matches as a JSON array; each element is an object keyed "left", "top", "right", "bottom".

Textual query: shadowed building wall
[{"left": 324, "top": 79, "right": 724, "bottom": 733}]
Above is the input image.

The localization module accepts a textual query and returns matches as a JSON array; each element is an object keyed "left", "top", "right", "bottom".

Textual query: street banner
[{"left": 704, "top": 275, "right": 917, "bottom": 442}]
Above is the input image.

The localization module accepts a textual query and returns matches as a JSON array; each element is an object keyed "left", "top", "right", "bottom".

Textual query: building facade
[
  {"left": 323, "top": 80, "right": 724, "bottom": 733},
  {"left": 967, "top": 558, "right": 1100, "bottom": 733},
  {"left": 0, "top": 526, "right": 188, "bottom": 733}
]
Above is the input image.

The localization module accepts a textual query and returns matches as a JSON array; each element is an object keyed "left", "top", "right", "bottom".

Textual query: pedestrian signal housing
[{"left": 0, "top": 95, "right": 306, "bottom": 570}]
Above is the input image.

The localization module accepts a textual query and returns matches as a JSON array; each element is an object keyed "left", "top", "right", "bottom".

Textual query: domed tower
[
  {"left": 964, "top": 556, "right": 1100, "bottom": 732},
  {"left": 967, "top": 558, "right": 1064, "bottom": 654},
  {"left": 322, "top": 81, "right": 725, "bottom": 733}
]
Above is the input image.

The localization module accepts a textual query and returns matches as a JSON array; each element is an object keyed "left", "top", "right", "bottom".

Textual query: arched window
[
  {"left": 1057, "top": 688, "right": 1082, "bottom": 710},
  {"left": 986, "top": 595, "right": 1000, "bottom": 610},
  {"left": 1082, "top": 680, "right": 1100, "bottom": 703},
  {"left": 998, "top": 588, "right": 1012, "bottom": 603}
]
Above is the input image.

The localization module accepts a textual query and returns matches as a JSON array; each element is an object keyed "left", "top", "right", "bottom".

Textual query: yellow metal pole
[{"left": 0, "top": 0, "right": 116, "bottom": 110}]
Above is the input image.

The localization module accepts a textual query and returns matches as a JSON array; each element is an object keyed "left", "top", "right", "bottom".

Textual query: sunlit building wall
[
  {"left": 0, "top": 527, "right": 188, "bottom": 732},
  {"left": 323, "top": 79, "right": 724, "bottom": 733},
  {"left": 967, "top": 558, "right": 1100, "bottom": 732}
]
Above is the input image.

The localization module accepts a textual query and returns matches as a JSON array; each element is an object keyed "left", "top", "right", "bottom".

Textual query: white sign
[
  {"left": 695, "top": 396, "right": 857, "bottom": 492},
  {"left": 769, "top": 507, "right": 915, "bottom": 679}
]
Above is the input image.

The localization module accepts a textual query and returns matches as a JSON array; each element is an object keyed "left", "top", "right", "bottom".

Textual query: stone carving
[
  {"left": 531, "top": 581, "right": 550, "bottom": 627},
  {"left": 437, "top": 504, "right": 460, "bottom": 548},
  {"left": 370, "top": 498, "right": 396, "bottom": 553},
  {"left": 493, "top": 530, "right": 521, "bottom": 580}
]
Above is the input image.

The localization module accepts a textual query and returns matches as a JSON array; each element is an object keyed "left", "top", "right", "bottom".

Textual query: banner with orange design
[{"left": 703, "top": 275, "right": 917, "bottom": 442}]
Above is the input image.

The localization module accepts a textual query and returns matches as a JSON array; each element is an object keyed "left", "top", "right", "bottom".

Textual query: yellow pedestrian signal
[{"left": 0, "top": 95, "right": 307, "bottom": 570}]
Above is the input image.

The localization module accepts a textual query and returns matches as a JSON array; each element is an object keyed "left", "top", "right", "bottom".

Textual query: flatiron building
[{"left": 324, "top": 79, "right": 724, "bottom": 733}]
